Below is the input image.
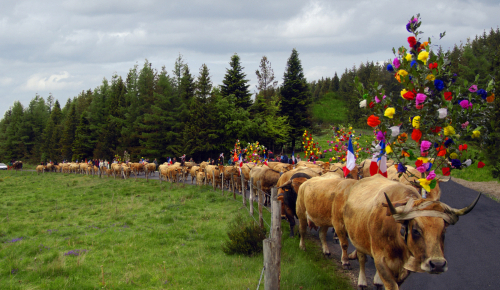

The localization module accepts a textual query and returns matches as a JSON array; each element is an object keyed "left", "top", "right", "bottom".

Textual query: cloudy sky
[{"left": 1, "top": 0, "right": 499, "bottom": 116}]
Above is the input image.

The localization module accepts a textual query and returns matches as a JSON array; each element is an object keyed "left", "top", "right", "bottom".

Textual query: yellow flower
[
  {"left": 395, "top": 74, "right": 401, "bottom": 83},
  {"left": 386, "top": 145, "right": 393, "bottom": 154},
  {"left": 417, "top": 157, "right": 430, "bottom": 163},
  {"left": 354, "top": 141, "right": 358, "bottom": 145},
  {"left": 450, "top": 153, "right": 458, "bottom": 159},
  {"left": 401, "top": 89, "right": 408, "bottom": 98},
  {"left": 444, "top": 126, "right": 455, "bottom": 136},
  {"left": 412, "top": 116, "right": 421, "bottom": 129},
  {"left": 418, "top": 51, "right": 429, "bottom": 64},
  {"left": 306, "top": 137, "right": 309, "bottom": 141},
  {"left": 426, "top": 74, "right": 435, "bottom": 81},
  {"left": 472, "top": 130, "right": 480, "bottom": 138},
  {"left": 418, "top": 178, "right": 432, "bottom": 192},
  {"left": 384, "top": 107, "right": 395, "bottom": 119},
  {"left": 405, "top": 53, "right": 412, "bottom": 62},
  {"left": 349, "top": 127, "right": 352, "bottom": 130},
  {"left": 398, "top": 70, "right": 408, "bottom": 77}
]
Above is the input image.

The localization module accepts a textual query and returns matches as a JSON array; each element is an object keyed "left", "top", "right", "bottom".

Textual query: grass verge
[{"left": 0, "top": 171, "right": 353, "bottom": 289}]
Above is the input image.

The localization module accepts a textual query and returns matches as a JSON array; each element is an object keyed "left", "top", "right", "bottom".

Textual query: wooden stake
[
  {"left": 258, "top": 180, "right": 263, "bottom": 229},
  {"left": 249, "top": 177, "right": 254, "bottom": 215},
  {"left": 264, "top": 187, "right": 282, "bottom": 290},
  {"left": 241, "top": 174, "right": 246, "bottom": 207}
]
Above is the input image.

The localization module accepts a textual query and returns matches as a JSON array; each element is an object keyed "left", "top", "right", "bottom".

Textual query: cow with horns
[{"left": 334, "top": 174, "right": 480, "bottom": 290}]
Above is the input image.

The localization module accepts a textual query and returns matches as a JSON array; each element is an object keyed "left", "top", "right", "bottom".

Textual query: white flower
[
  {"left": 464, "top": 159, "right": 472, "bottom": 167},
  {"left": 389, "top": 126, "right": 400, "bottom": 137},
  {"left": 359, "top": 100, "right": 367, "bottom": 108},
  {"left": 438, "top": 108, "right": 447, "bottom": 119}
]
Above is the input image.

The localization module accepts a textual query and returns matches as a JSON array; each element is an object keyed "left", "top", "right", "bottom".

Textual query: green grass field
[
  {"left": 311, "top": 93, "right": 348, "bottom": 125},
  {"left": 0, "top": 171, "right": 353, "bottom": 289}
]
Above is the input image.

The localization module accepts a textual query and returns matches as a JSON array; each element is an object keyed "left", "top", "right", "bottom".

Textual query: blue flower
[
  {"left": 434, "top": 79, "right": 445, "bottom": 91},
  {"left": 387, "top": 64, "right": 394, "bottom": 72},
  {"left": 477, "top": 89, "right": 487, "bottom": 100},
  {"left": 397, "top": 163, "right": 407, "bottom": 173},
  {"left": 434, "top": 142, "right": 439, "bottom": 148},
  {"left": 410, "top": 60, "right": 417, "bottom": 68},
  {"left": 451, "top": 159, "right": 462, "bottom": 168},
  {"left": 444, "top": 138, "right": 454, "bottom": 148}
]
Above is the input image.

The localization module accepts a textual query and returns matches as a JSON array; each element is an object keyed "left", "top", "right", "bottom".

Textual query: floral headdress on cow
[
  {"left": 244, "top": 141, "right": 266, "bottom": 163},
  {"left": 355, "top": 14, "right": 494, "bottom": 191}
]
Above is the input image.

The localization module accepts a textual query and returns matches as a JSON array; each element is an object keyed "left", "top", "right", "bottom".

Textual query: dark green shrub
[{"left": 222, "top": 214, "right": 267, "bottom": 256}]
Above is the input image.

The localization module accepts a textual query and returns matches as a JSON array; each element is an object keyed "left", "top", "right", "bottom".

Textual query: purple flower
[
  {"left": 459, "top": 100, "right": 473, "bottom": 110},
  {"left": 416, "top": 93, "right": 427, "bottom": 105},
  {"left": 6, "top": 237, "right": 23, "bottom": 243},
  {"left": 375, "top": 95, "right": 386, "bottom": 103},
  {"left": 477, "top": 89, "right": 487, "bottom": 100},
  {"left": 434, "top": 79, "right": 445, "bottom": 91},
  {"left": 469, "top": 85, "right": 478, "bottom": 93},
  {"left": 406, "top": 18, "right": 418, "bottom": 32},
  {"left": 416, "top": 166, "right": 426, "bottom": 173},
  {"left": 376, "top": 131, "right": 386, "bottom": 141},
  {"left": 393, "top": 58, "right": 401, "bottom": 69},
  {"left": 444, "top": 138, "right": 454, "bottom": 148},
  {"left": 420, "top": 140, "right": 432, "bottom": 152},
  {"left": 426, "top": 170, "right": 436, "bottom": 180},
  {"left": 397, "top": 163, "right": 406, "bottom": 173},
  {"left": 451, "top": 159, "right": 462, "bottom": 168},
  {"left": 64, "top": 249, "right": 88, "bottom": 256}
]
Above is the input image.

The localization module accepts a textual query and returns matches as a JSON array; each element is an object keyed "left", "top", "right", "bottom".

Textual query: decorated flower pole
[
  {"left": 355, "top": 15, "right": 494, "bottom": 194},
  {"left": 302, "top": 130, "right": 321, "bottom": 161},
  {"left": 244, "top": 141, "right": 266, "bottom": 163}
]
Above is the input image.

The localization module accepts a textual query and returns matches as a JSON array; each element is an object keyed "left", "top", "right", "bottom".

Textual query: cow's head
[{"left": 384, "top": 192, "right": 481, "bottom": 274}]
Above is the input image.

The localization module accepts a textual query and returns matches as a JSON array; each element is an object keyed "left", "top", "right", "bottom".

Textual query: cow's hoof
[
  {"left": 357, "top": 285, "right": 367, "bottom": 290},
  {"left": 373, "top": 284, "right": 383, "bottom": 290},
  {"left": 343, "top": 263, "right": 351, "bottom": 270},
  {"left": 333, "top": 238, "right": 339, "bottom": 244},
  {"left": 323, "top": 252, "right": 331, "bottom": 257}
]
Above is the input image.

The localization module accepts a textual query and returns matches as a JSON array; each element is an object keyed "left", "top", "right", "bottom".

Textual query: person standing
[{"left": 154, "top": 158, "right": 158, "bottom": 171}]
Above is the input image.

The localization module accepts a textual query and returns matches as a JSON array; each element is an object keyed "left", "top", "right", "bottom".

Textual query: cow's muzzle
[{"left": 423, "top": 258, "right": 448, "bottom": 274}]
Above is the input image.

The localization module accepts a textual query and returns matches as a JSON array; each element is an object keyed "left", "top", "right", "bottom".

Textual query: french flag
[
  {"left": 343, "top": 137, "right": 356, "bottom": 178},
  {"left": 168, "top": 157, "right": 172, "bottom": 164},
  {"left": 291, "top": 152, "right": 296, "bottom": 164},
  {"left": 369, "top": 141, "right": 388, "bottom": 177}
]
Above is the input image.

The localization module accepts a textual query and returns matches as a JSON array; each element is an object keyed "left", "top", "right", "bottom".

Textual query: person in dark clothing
[
  {"left": 281, "top": 154, "right": 289, "bottom": 164},
  {"left": 153, "top": 158, "right": 158, "bottom": 170}
]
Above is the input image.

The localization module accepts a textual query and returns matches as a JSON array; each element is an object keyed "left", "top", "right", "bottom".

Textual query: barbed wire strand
[{"left": 256, "top": 265, "right": 265, "bottom": 290}]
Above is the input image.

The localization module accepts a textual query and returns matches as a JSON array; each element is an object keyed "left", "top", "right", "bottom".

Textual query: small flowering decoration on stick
[
  {"left": 327, "top": 125, "right": 370, "bottom": 162},
  {"left": 355, "top": 14, "right": 494, "bottom": 192},
  {"left": 244, "top": 141, "right": 266, "bottom": 163}
]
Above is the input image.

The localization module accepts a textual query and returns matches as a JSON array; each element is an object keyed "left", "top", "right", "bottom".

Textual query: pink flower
[
  {"left": 426, "top": 170, "right": 436, "bottom": 180},
  {"left": 461, "top": 121, "right": 469, "bottom": 129},
  {"left": 469, "top": 85, "right": 478, "bottom": 93},
  {"left": 329, "top": 148, "right": 332, "bottom": 152},
  {"left": 420, "top": 140, "right": 431, "bottom": 152},
  {"left": 416, "top": 166, "right": 426, "bottom": 173},
  {"left": 393, "top": 58, "right": 401, "bottom": 69},
  {"left": 375, "top": 95, "right": 386, "bottom": 103},
  {"left": 415, "top": 93, "right": 427, "bottom": 105},
  {"left": 460, "top": 100, "right": 473, "bottom": 110},
  {"left": 324, "top": 150, "right": 327, "bottom": 153}
]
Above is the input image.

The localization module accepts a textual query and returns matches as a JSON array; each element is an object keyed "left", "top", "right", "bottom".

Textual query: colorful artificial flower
[
  {"left": 478, "top": 161, "right": 485, "bottom": 168},
  {"left": 444, "top": 126, "right": 455, "bottom": 136},
  {"left": 426, "top": 74, "right": 435, "bottom": 81},
  {"left": 426, "top": 170, "right": 436, "bottom": 180},
  {"left": 375, "top": 95, "right": 386, "bottom": 103},
  {"left": 472, "top": 130, "right": 481, "bottom": 138},
  {"left": 393, "top": 58, "right": 401, "bottom": 69},
  {"left": 418, "top": 51, "right": 429, "bottom": 64},
  {"left": 406, "top": 18, "right": 418, "bottom": 32},
  {"left": 412, "top": 116, "right": 421, "bottom": 128},
  {"left": 451, "top": 159, "right": 462, "bottom": 168},
  {"left": 428, "top": 62, "right": 438, "bottom": 70},
  {"left": 376, "top": 131, "right": 386, "bottom": 141},
  {"left": 386, "top": 145, "right": 393, "bottom": 154},
  {"left": 367, "top": 115, "right": 381, "bottom": 127},
  {"left": 431, "top": 126, "right": 442, "bottom": 133},
  {"left": 398, "top": 133, "right": 408, "bottom": 143},
  {"left": 398, "top": 70, "right": 408, "bottom": 77},
  {"left": 434, "top": 79, "right": 444, "bottom": 91},
  {"left": 405, "top": 53, "right": 412, "bottom": 62},
  {"left": 469, "top": 85, "right": 478, "bottom": 93},
  {"left": 397, "top": 163, "right": 407, "bottom": 173},
  {"left": 418, "top": 178, "right": 432, "bottom": 191},
  {"left": 442, "top": 167, "right": 451, "bottom": 176},
  {"left": 369, "top": 102, "right": 375, "bottom": 108},
  {"left": 477, "top": 89, "right": 487, "bottom": 100},
  {"left": 459, "top": 100, "right": 473, "bottom": 110},
  {"left": 407, "top": 36, "right": 417, "bottom": 48},
  {"left": 387, "top": 64, "right": 394, "bottom": 72},
  {"left": 444, "top": 91, "right": 452, "bottom": 101},
  {"left": 410, "top": 60, "right": 417, "bottom": 68},
  {"left": 411, "top": 128, "right": 422, "bottom": 142},
  {"left": 444, "top": 138, "right": 454, "bottom": 148},
  {"left": 421, "top": 140, "right": 432, "bottom": 152},
  {"left": 389, "top": 126, "right": 400, "bottom": 137},
  {"left": 486, "top": 94, "right": 495, "bottom": 103},
  {"left": 359, "top": 100, "right": 367, "bottom": 108},
  {"left": 437, "top": 108, "right": 447, "bottom": 119},
  {"left": 415, "top": 93, "right": 427, "bottom": 105},
  {"left": 403, "top": 91, "right": 415, "bottom": 100},
  {"left": 384, "top": 107, "right": 395, "bottom": 118}
]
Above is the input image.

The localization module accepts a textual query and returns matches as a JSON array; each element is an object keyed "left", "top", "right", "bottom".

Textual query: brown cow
[
  {"left": 339, "top": 174, "right": 480, "bottom": 289},
  {"left": 296, "top": 173, "right": 350, "bottom": 255},
  {"left": 190, "top": 166, "right": 200, "bottom": 184},
  {"left": 36, "top": 165, "right": 46, "bottom": 175}
]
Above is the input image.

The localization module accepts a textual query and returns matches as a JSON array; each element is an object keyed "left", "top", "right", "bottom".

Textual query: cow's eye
[{"left": 412, "top": 229, "right": 421, "bottom": 237}]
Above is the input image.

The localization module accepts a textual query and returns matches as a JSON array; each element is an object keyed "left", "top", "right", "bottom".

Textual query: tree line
[{"left": 0, "top": 50, "right": 312, "bottom": 164}]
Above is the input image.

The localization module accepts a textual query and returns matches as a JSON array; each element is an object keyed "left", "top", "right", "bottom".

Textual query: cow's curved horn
[
  {"left": 450, "top": 193, "right": 481, "bottom": 216},
  {"left": 278, "top": 180, "right": 292, "bottom": 189},
  {"left": 438, "top": 175, "right": 452, "bottom": 183},
  {"left": 384, "top": 192, "right": 399, "bottom": 215}
]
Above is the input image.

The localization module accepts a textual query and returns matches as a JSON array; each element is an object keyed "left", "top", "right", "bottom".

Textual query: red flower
[
  {"left": 429, "top": 63, "right": 438, "bottom": 70},
  {"left": 411, "top": 128, "right": 422, "bottom": 143},
  {"left": 463, "top": 144, "right": 468, "bottom": 150},
  {"left": 431, "top": 126, "right": 442, "bottom": 133},
  {"left": 436, "top": 146, "right": 446, "bottom": 156},
  {"left": 407, "top": 36, "right": 417, "bottom": 48},
  {"left": 416, "top": 104, "right": 423, "bottom": 109},
  {"left": 403, "top": 91, "right": 415, "bottom": 100},
  {"left": 367, "top": 115, "right": 381, "bottom": 127},
  {"left": 442, "top": 167, "right": 451, "bottom": 176},
  {"left": 368, "top": 101, "right": 374, "bottom": 108},
  {"left": 415, "top": 160, "right": 423, "bottom": 167},
  {"left": 478, "top": 161, "right": 485, "bottom": 168},
  {"left": 444, "top": 92, "right": 452, "bottom": 101}
]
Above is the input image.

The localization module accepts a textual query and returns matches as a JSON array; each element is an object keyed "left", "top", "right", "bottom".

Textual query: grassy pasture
[{"left": 0, "top": 171, "right": 352, "bottom": 289}]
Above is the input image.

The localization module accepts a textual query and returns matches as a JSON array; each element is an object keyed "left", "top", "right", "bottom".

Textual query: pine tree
[
  {"left": 60, "top": 103, "right": 77, "bottom": 161},
  {"left": 280, "top": 48, "right": 311, "bottom": 150},
  {"left": 179, "top": 64, "right": 195, "bottom": 101},
  {"left": 221, "top": 53, "right": 252, "bottom": 109},
  {"left": 195, "top": 63, "right": 212, "bottom": 102},
  {"left": 255, "top": 56, "right": 278, "bottom": 104},
  {"left": 72, "top": 113, "right": 93, "bottom": 161}
]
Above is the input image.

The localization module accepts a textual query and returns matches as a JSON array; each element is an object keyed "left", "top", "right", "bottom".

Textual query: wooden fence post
[
  {"left": 231, "top": 174, "right": 236, "bottom": 200},
  {"left": 241, "top": 174, "right": 246, "bottom": 207},
  {"left": 221, "top": 172, "right": 224, "bottom": 195},
  {"left": 145, "top": 167, "right": 148, "bottom": 182},
  {"left": 204, "top": 171, "right": 207, "bottom": 186},
  {"left": 263, "top": 187, "right": 281, "bottom": 290},
  {"left": 249, "top": 177, "right": 254, "bottom": 215},
  {"left": 258, "top": 180, "right": 264, "bottom": 229}
]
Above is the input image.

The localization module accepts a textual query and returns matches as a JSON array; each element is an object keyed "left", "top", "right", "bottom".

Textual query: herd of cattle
[{"left": 31, "top": 158, "right": 480, "bottom": 290}]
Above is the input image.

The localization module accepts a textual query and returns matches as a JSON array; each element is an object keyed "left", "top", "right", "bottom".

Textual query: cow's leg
[
  {"left": 298, "top": 218, "right": 307, "bottom": 251},
  {"left": 357, "top": 251, "right": 368, "bottom": 289},
  {"left": 373, "top": 271, "right": 383, "bottom": 290},
  {"left": 337, "top": 229, "right": 352, "bottom": 269},
  {"left": 318, "top": 227, "right": 331, "bottom": 256},
  {"left": 373, "top": 255, "right": 399, "bottom": 290},
  {"left": 284, "top": 208, "right": 295, "bottom": 237}
]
